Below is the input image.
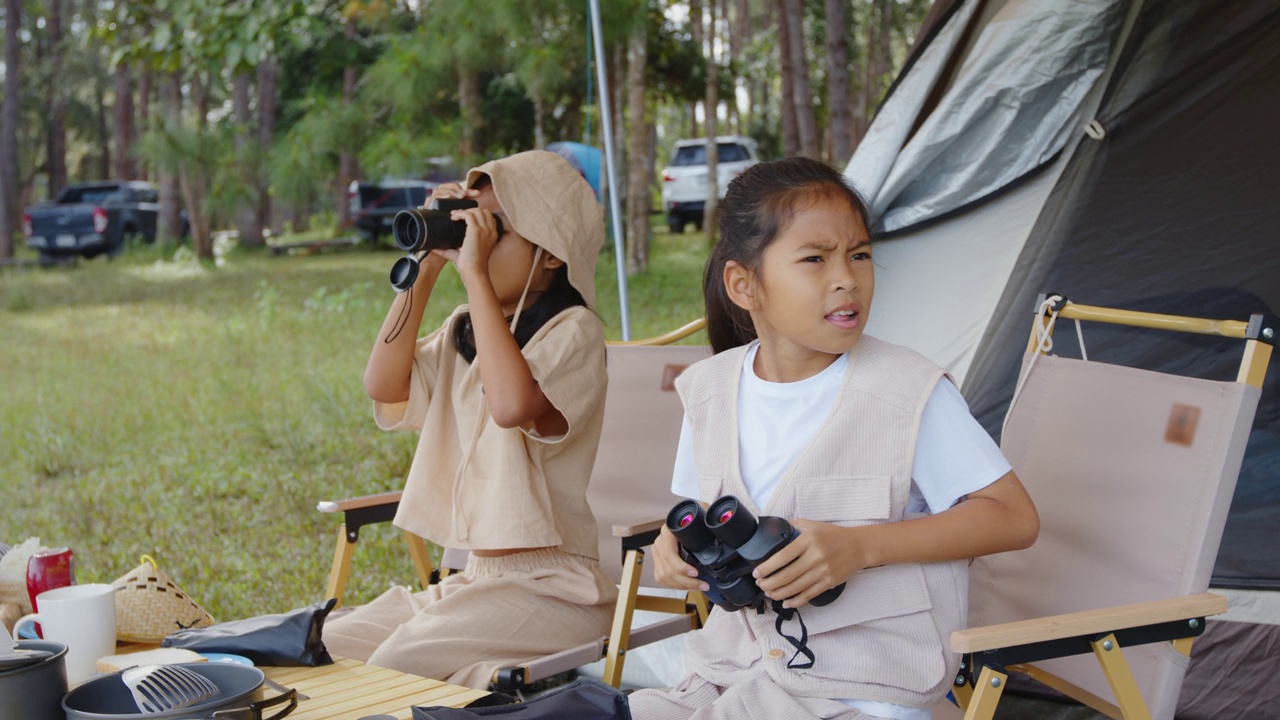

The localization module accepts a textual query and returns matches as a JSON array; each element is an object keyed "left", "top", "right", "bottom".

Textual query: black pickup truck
[
  {"left": 348, "top": 179, "right": 436, "bottom": 244},
  {"left": 24, "top": 181, "right": 161, "bottom": 264}
]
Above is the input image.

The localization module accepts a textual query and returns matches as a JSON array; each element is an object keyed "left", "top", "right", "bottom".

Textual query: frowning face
[{"left": 730, "top": 193, "right": 874, "bottom": 382}]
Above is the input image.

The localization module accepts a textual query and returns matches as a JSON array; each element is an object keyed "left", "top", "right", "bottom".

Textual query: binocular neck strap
[
  {"left": 772, "top": 603, "right": 817, "bottom": 670},
  {"left": 509, "top": 246, "right": 544, "bottom": 334}
]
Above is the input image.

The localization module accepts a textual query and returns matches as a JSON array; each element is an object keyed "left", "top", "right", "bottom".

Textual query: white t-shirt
[{"left": 669, "top": 343, "right": 1011, "bottom": 720}]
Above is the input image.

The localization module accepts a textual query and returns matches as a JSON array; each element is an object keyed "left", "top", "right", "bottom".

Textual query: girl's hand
[
  {"left": 425, "top": 182, "right": 477, "bottom": 206},
  {"left": 439, "top": 207, "right": 502, "bottom": 285},
  {"left": 752, "top": 520, "right": 864, "bottom": 609},
  {"left": 652, "top": 525, "right": 709, "bottom": 593}
]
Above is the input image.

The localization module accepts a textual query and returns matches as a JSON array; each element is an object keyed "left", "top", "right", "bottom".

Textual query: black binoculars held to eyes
[
  {"left": 388, "top": 198, "right": 506, "bottom": 293},
  {"left": 666, "top": 495, "right": 845, "bottom": 612}
]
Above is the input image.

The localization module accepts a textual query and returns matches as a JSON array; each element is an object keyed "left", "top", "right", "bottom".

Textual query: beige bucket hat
[{"left": 465, "top": 150, "right": 604, "bottom": 308}]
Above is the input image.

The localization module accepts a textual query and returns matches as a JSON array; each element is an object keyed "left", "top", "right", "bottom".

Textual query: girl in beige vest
[
  {"left": 323, "top": 151, "right": 617, "bottom": 689},
  {"left": 629, "top": 157, "right": 1040, "bottom": 719}
]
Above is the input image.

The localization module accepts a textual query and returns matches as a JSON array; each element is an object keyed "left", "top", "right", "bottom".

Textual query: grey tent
[{"left": 845, "top": 0, "right": 1278, "bottom": 716}]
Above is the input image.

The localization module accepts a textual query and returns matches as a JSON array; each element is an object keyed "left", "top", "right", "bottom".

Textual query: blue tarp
[{"left": 546, "top": 142, "right": 603, "bottom": 201}]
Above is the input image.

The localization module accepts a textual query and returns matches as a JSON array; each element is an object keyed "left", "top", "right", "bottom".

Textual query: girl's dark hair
[
  {"left": 451, "top": 263, "right": 586, "bottom": 363},
  {"left": 705, "top": 156, "right": 874, "bottom": 354}
]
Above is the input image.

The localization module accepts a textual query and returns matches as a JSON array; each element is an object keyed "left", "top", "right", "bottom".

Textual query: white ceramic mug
[{"left": 13, "top": 583, "right": 117, "bottom": 685}]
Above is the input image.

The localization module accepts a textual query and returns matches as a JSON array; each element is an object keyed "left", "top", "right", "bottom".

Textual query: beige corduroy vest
[{"left": 675, "top": 335, "right": 968, "bottom": 707}]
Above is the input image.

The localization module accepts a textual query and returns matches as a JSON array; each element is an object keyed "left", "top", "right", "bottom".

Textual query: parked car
[
  {"left": 24, "top": 180, "right": 161, "bottom": 264},
  {"left": 660, "top": 136, "right": 759, "bottom": 234},
  {"left": 348, "top": 178, "right": 437, "bottom": 245}
]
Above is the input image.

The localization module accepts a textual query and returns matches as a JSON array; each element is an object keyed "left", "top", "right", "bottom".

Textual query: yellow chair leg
[
  {"left": 602, "top": 548, "right": 645, "bottom": 687},
  {"left": 327, "top": 523, "right": 354, "bottom": 608},
  {"left": 963, "top": 666, "right": 1008, "bottom": 720},
  {"left": 402, "top": 530, "right": 435, "bottom": 591},
  {"left": 689, "top": 590, "right": 710, "bottom": 626},
  {"left": 952, "top": 673, "right": 974, "bottom": 713},
  {"left": 1171, "top": 636, "right": 1195, "bottom": 657},
  {"left": 1091, "top": 633, "right": 1153, "bottom": 720}
]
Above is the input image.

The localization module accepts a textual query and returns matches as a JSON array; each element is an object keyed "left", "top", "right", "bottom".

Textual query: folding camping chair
[
  {"left": 316, "top": 319, "right": 713, "bottom": 692},
  {"left": 948, "top": 295, "right": 1275, "bottom": 720}
]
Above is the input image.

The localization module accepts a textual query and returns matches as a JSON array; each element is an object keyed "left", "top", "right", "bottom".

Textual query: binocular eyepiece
[
  {"left": 388, "top": 198, "right": 506, "bottom": 292},
  {"left": 666, "top": 495, "right": 845, "bottom": 612}
]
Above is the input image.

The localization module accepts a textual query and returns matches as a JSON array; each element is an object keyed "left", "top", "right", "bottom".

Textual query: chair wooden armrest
[
  {"left": 612, "top": 518, "right": 664, "bottom": 538},
  {"left": 317, "top": 490, "right": 404, "bottom": 514},
  {"left": 952, "top": 592, "right": 1226, "bottom": 655},
  {"left": 318, "top": 490, "right": 434, "bottom": 608},
  {"left": 950, "top": 593, "right": 1227, "bottom": 720}
]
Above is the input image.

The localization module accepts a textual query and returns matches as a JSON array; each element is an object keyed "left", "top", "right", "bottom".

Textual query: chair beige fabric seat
[{"left": 950, "top": 297, "right": 1274, "bottom": 720}]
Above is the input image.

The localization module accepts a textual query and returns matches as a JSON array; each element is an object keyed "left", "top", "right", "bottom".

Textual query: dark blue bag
[{"left": 412, "top": 678, "right": 630, "bottom": 720}]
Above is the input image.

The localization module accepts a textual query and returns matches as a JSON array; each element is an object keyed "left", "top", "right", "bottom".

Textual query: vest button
[{"left": 767, "top": 649, "right": 785, "bottom": 659}]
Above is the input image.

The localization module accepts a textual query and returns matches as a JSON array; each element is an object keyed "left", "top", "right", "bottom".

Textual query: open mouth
[{"left": 826, "top": 308, "right": 860, "bottom": 329}]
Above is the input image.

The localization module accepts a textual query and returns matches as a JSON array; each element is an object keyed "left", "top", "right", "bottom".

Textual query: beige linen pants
[
  {"left": 322, "top": 547, "right": 616, "bottom": 689},
  {"left": 628, "top": 674, "right": 878, "bottom": 720}
]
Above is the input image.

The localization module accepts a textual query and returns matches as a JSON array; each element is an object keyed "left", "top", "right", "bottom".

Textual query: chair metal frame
[{"left": 949, "top": 296, "right": 1275, "bottom": 720}]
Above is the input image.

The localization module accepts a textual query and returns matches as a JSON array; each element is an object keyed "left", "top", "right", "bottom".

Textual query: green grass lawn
[{"left": 0, "top": 225, "right": 709, "bottom": 622}]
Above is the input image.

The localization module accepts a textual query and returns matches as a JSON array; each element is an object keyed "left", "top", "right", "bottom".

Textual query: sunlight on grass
[{"left": 0, "top": 227, "right": 707, "bottom": 621}]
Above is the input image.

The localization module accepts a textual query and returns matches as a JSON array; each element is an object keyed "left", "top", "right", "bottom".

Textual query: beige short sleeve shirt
[{"left": 374, "top": 305, "right": 607, "bottom": 558}]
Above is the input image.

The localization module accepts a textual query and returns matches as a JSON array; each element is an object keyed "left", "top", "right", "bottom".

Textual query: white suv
[{"left": 660, "top": 136, "right": 759, "bottom": 234}]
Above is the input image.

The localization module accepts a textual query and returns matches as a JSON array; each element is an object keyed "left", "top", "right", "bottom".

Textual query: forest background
[
  {"left": 1, "top": 0, "right": 929, "bottom": 620},
  {"left": 0, "top": 0, "right": 930, "bottom": 268}
]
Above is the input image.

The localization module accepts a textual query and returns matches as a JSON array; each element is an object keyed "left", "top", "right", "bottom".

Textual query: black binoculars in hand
[
  {"left": 666, "top": 495, "right": 845, "bottom": 612},
  {"left": 388, "top": 198, "right": 506, "bottom": 293}
]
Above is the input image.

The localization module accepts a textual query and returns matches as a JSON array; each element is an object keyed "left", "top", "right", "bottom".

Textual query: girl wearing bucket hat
[{"left": 323, "top": 150, "right": 617, "bottom": 689}]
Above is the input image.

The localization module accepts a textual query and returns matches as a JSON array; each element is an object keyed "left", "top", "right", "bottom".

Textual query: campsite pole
[{"left": 589, "top": 0, "right": 632, "bottom": 340}]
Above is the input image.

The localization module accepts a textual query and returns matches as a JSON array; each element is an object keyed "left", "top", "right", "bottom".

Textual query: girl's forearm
[
  {"left": 855, "top": 472, "right": 1039, "bottom": 568},
  {"left": 465, "top": 279, "right": 552, "bottom": 428},
  {"left": 755, "top": 473, "right": 1038, "bottom": 607},
  {"left": 364, "top": 261, "right": 444, "bottom": 402}
]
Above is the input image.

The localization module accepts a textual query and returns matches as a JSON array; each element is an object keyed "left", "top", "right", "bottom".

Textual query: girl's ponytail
[{"left": 704, "top": 243, "right": 757, "bottom": 354}]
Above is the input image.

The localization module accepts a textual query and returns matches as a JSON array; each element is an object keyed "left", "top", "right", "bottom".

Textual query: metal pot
[
  {"left": 0, "top": 640, "right": 68, "bottom": 720},
  {"left": 62, "top": 663, "right": 296, "bottom": 720}
]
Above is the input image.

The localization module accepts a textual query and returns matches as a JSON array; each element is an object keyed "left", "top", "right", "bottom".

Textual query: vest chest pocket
[{"left": 793, "top": 475, "right": 892, "bottom": 525}]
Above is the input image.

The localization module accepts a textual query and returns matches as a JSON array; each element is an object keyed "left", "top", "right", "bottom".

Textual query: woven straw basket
[
  {"left": 112, "top": 555, "right": 215, "bottom": 642},
  {"left": 0, "top": 581, "right": 31, "bottom": 614}
]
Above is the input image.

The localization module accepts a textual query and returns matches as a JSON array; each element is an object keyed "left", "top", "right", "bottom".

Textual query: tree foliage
[{"left": 1, "top": 0, "right": 931, "bottom": 260}]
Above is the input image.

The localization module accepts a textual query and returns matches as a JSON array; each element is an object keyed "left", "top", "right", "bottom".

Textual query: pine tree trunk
[
  {"left": 457, "top": 69, "right": 482, "bottom": 165},
  {"left": 138, "top": 68, "right": 152, "bottom": 181},
  {"left": 185, "top": 72, "right": 213, "bottom": 260},
  {"left": 825, "top": 0, "right": 852, "bottom": 168},
  {"left": 95, "top": 69, "right": 110, "bottom": 180},
  {"left": 336, "top": 19, "right": 359, "bottom": 233},
  {"left": 864, "top": 0, "right": 893, "bottom": 120},
  {"left": 624, "top": 20, "right": 649, "bottom": 273},
  {"left": 46, "top": 0, "right": 67, "bottom": 195},
  {"left": 532, "top": 91, "right": 547, "bottom": 150},
  {"left": 690, "top": 0, "right": 703, "bottom": 139},
  {"left": 257, "top": 58, "right": 278, "bottom": 235},
  {"left": 782, "top": 0, "right": 819, "bottom": 158},
  {"left": 703, "top": 0, "right": 719, "bottom": 244},
  {"left": 113, "top": 62, "right": 134, "bottom": 179},
  {"left": 157, "top": 72, "right": 184, "bottom": 245},
  {"left": 233, "top": 71, "right": 264, "bottom": 247},
  {"left": 732, "top": 0, "right": 751, "bottom": 134},
  {"left": 0, "top": 0, "right": 20, "bottom": 257},
  {"left": 777, "top": 0, "right": 798, "bottom": 157}
]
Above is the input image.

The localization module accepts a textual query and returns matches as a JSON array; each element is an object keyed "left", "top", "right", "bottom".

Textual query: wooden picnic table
[
  {"left": 111, "top": 643, "right": 489, "bottom": 719},
  {"left": 263, "top": 657, "right": 488, "bottom": 719}
]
